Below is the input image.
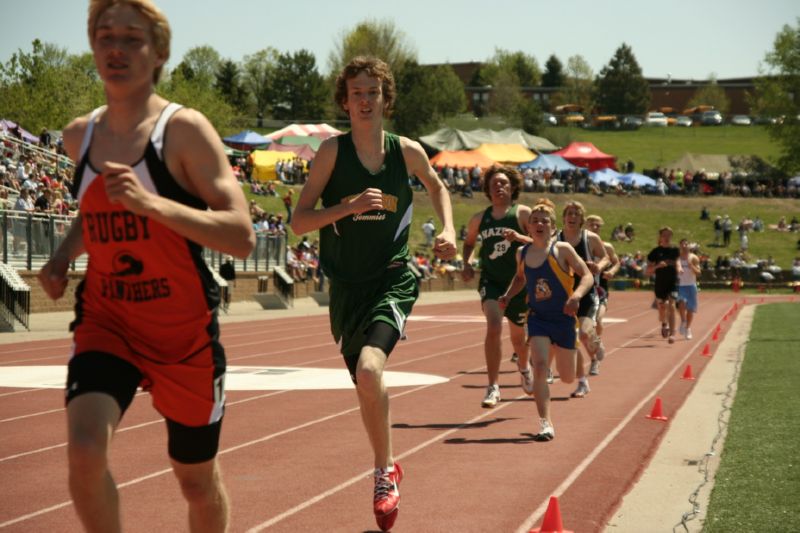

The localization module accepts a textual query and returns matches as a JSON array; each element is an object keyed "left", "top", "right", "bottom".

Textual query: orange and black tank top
[{"left": 70, "top": 104, "right": 220, "bottom": 361}]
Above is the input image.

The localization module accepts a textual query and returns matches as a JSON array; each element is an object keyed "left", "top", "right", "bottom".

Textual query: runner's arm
[
  {"left": 290, "top": 138, "right": 383, "bottom": 235},
  {"left": 403, "top": 138, "right": 456, "bottom": 259},
  {"left": 461, "top": 211, "right": 482, "bottom": 282}
]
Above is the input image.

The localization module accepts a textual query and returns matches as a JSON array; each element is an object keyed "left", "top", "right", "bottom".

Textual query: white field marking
[
  {"left": 0, "top": 352, "right": 486, "bottom": 528},
  {"left": 0, "top": 366, "right": 449, "bottom": 392},
  {"left": 408, "top": 314, "right": 485, "bottom": 323},
  {"left": 0, "top": 306, "right": 666, "bottom": 528},
  {"left": 514, "top": 323, "right": 717, "bottom": 533}
]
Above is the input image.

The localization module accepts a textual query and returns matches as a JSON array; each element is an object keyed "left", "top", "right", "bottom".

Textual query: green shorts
[
  {"left": 479, "top": 276, "right": 527, "bottom": 326},
  {"left": 329, "top": 266, "right": 419, "bottom": 368}
]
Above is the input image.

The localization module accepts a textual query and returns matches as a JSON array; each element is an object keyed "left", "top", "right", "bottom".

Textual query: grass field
[
  {"left": 444, "top": 115, "right": 781, "bottom": 171},
  {"left": 703, "top": 302, "right": 800, "bottom": 532},
  {"left": 251, "top": 187, "right": 800, "bottom": 269},
  {"left": 544, "top": 125, "right": 781, "bottom": 172}
]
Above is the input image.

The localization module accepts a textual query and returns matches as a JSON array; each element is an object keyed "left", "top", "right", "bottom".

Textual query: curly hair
[
  {"left": 334, "top": 56, "right": 396, "bottom": 117},
  {"left": 88, "top": 0, "right": 171, "bottom": 85},
  {"left": 481, "top": 165, "right": 523, "bottom": 201}
]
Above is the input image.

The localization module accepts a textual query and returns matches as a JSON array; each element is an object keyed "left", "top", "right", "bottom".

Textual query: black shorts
[
  {"left": 66, "top": 352, "right": 222, "bottom": 464},
  {"left": 577, "top": 290, "right": 599, "bottom": 320},
  {"left": 654, "top": 279, "right": 678, "bottom": 301}
]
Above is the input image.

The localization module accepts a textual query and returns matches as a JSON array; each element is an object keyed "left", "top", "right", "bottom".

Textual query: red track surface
[{"left": 0, "top": 291, "right": 753, "bottom": 532}]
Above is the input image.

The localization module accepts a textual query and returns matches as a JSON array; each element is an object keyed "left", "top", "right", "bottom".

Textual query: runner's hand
[
  {"left": 37, "top": 254, "right": 70, "bottom": 300},
  {"left": 348, "top": 188, "right": 384, "bottom": 214},
  {"left": 498, "top": 295, "right": 508, "bottom": 309},
  {"left": 563, "top": 295, "right": 580, "bottom": 316},
  {"left": 102, "top": 161, "right": 155, "bottom": 215},
  {"left": 461, "top": 263, "right": 474, "bottom": 282},
  {"left": 433, "top": 230, "right": 456, "bottom": 260}
]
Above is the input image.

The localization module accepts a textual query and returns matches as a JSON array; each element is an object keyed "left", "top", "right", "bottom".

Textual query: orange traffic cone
[
  {"left": 701, "top": 344, "right": 711, "bottom": 356},
  {"left": 646, "top": 397, "right": 668, "bottom": 421},
  {"left": 681, "top": 364, "right": 695, "bottom": 380},
  {"left": 530, "top": 496, "right": 573, "bottom": 533}
]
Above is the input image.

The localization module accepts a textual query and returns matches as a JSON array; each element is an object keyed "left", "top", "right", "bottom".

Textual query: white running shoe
[
  {"left": 520, "top": 368, "right": 534, "bottom": 396},
  {"left": 570, "top": 380, "right": 590, "bottom": 398},
  {"left": 686, "top": 328, "right": 693, "bottom": 339},
  {"left": 481, "top": 385, "right": 501, "bottom": 408},
  {"left": 546, "top": 368, "right": 555, "bottom": 384},
  {"left": 589, "top": 359, "right": 600, "bottom": 376},
  {"left": 595, "top": 340, "right": 606, "bottom": 361},
  {"left": 510, "top": 352, "right": 519, "bottom": 363},
  {"left": 534, "top": 418, "right": 555, "bottom": 441}
]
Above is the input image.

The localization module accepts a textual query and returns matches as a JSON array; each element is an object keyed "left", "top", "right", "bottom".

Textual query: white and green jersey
[{"left": 320, "top": 132, "right": 413, "bottom": 284}]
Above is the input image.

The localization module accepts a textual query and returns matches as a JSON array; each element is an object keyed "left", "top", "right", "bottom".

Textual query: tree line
[{"left": 2, "top": 18, "right": 798, "bottom": 173}]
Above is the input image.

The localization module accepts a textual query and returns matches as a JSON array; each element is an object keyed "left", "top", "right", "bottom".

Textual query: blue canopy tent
[
  {"left": 519, "top": 154, "right": 578, "bottom": 172},
  {"left": 589, "top": 167, "right": 621, "bottom": 186},
  {"left": 619, "top": 173, "right": 656, "bottom": 188},
  {"left": 222, "top": 130, "right": 271, "bottom": 150}
]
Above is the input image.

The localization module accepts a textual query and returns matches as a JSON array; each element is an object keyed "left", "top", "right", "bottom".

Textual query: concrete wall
[{"left": 17, "top": 271, "right": 480, "bottom": 313}]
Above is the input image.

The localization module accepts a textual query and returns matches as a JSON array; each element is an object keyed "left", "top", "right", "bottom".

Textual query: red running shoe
[{"left": 374, "top": 462, "right": 403, "bottom": 531}]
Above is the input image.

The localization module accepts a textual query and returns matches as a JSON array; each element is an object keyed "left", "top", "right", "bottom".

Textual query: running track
[{"left": 0, "top": 291, "right": 755, "bottom": 532}]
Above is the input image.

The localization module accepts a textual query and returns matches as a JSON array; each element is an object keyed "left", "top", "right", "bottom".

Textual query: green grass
[
  {"left": 442, "top": 115, "right": 780, "bottom": 171},
  {"left": 555, "top": 125, "right": 781, "bottom": 172},
  {"left": 703, "top": 303, "right": 800, "bottom": 532},
  {"left": 248, "top": 187, "right": 800, "bottom": 269}
]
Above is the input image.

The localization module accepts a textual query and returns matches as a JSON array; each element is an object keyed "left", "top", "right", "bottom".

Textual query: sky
[{"left": 2, "top": 0, "right": 798, "bottom": 80}]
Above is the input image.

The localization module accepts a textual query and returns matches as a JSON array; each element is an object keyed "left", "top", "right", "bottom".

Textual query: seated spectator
[
  {"left": 792, "top": 257, "right": 800, "bottom": 279},
  {"left": 611, "top": 224, "right": 626, "bottom": 242},
  {"left": 624, "top": 223, "right": 635, "bottom": 241}
]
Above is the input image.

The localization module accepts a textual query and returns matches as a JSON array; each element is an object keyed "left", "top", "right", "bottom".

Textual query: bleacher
[{"left": 0, "top": 262, "right": 30, "bottom": 331}]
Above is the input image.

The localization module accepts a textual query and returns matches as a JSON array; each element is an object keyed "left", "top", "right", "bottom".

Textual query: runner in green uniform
[
  {"left": 291, "top": 56, "right": 456, "bottom": 532},
  {"left": 462, "top": 165, "right": 532, "bottom": 407}
]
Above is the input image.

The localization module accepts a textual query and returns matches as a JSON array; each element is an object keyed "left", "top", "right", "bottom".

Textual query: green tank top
[
  {"left": 320, "top": 132, "right": 413, "bottom": 283},
  {"left": 478, "top": 204, "right": 524, "bottom": 284}
]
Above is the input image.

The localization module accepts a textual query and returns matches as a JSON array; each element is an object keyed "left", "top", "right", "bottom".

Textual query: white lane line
[{"left": 514, "top": 325, "right": 717, "bottom": 533}]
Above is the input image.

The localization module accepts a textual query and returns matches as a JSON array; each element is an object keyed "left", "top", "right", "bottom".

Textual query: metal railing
[
  {"left": 2, "top": 211, "right": 287, "bottom": 274},
  {"left": 0, "top": 262, "right": 30, "bottom": 330}
]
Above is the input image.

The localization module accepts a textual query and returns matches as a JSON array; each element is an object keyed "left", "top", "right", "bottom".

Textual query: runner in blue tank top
[{"left": 500, "top": 199, "right": 593, "bottom": 441}]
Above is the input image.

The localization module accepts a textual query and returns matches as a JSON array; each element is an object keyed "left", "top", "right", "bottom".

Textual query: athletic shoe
[
  {"left": 589, "top": 359, "right": 600, "bottom": 376},
  {"left": 546, "top": 368, "right": 555, "bottom": 384},
  {"left": 570, "top": 381, "right": 590, "bottom": 398},
  {"left": 686, "top": 328, "right": 693, "bottom": 340},
  {"left": 595, "top": 340, "right": 606, "bottom": 361},
  {"left": 520, "top": 368, "right": 534, "bottom": 396},
  {"left": 661, "top": 323, "right": 669, "bottom": 338},
  {"left": 533, "top": 418, "right": 555, "bottom": 441},
  {"left": 374, "top": 462, "right": 403, "bottom": 531},
  {"left": 679, "top": 322, "right": 687, "bottom": 337},
  {"left": 668, "top": 335, "right": 675, "bottom": 344},
  {"left": 510, "top": 352, "right": 519, "bottom": 363},
  {"left": 481, "top": 385, "right": 501, "bottom": 408}
]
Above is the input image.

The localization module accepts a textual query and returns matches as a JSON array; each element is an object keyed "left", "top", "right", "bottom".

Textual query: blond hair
[
  {"left": 562, "top": 200, "right": 586, "bottom": 224},
  {"left": 88, "top": 0, "right": 171, "bottom": 84},
  {"left": 530, "top": 197, "right": 557, "bottom": 227},
  {"left": 586, "top": 214, "right": 604, "bottom": 225}
]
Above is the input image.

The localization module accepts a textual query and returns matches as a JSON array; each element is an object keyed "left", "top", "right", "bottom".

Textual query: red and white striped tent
[{"left": 266, "top": 123, "right": 341, "bottom": 142}]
